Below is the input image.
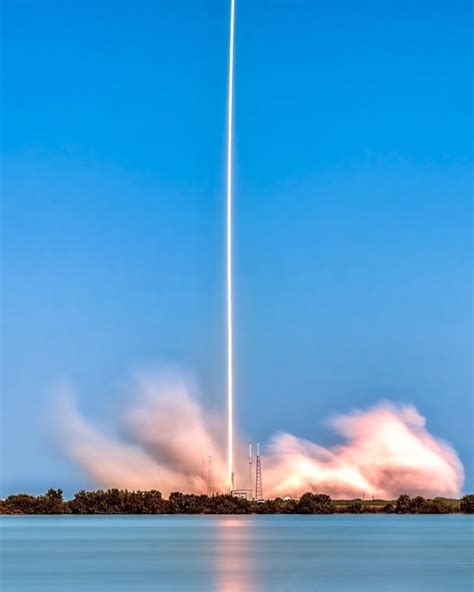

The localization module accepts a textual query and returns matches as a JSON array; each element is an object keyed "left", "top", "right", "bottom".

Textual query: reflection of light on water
[{"left": 214, "top": 517, "right": 256, "bottom": 592}]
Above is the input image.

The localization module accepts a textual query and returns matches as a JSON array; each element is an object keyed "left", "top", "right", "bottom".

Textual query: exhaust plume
[
  {"left": 226, "top": 0, "right": 236, "bottom": 491},
  {"left": 54, "top": 374, "right": 464, "bottom": 499},
  {"left": 265, "top": 404, "right": 463, "bottom": 499}
]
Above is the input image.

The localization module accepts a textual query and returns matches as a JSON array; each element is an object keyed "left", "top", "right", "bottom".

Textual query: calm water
[{"left": 0, "top": 515, "right": 472, "bottom": 591}]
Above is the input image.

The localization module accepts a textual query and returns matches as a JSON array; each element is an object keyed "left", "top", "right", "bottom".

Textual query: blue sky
[{"left": 1, "top": 0, "right": 472, "bottom": 495}]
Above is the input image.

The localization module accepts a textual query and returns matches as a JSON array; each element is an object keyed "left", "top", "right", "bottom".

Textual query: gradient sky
[{"left": 1, "top": 0, "right": 472, "bottom": 495}]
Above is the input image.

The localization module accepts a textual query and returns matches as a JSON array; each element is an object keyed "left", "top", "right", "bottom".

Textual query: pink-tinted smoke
[
  {"left": 265, "top": 404, "right": 463, "bottom": 499},
  {"left": 54, "top": 374, "right": 464, "bottom": 499}
]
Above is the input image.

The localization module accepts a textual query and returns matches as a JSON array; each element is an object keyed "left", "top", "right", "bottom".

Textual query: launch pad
[
  {"left": 230, "top": 443, "right": 264, "bottom": 501},
  {"left": 231, "top": 489, "right": 253, "bottom": 500}
]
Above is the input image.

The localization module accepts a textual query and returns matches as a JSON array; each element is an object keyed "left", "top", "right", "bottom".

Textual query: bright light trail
[{"left": 226, "top": 0, "right": 236, "bottom": 491}]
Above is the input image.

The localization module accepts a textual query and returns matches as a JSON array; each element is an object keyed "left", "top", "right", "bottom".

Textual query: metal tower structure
[
  {"left": 207, "top": 441, "right": 214, "bottom": 496},
  {"left": 202, "top": 445, "right": 206, "bottom": 494},
  {"left": 255, "top": 442, "right": 263, "bottom": 501},
  {"left": 248, "top": 444, "right": 253, "bottom": 497}
]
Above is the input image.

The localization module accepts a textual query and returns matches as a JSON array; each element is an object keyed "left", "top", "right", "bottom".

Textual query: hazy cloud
[{"left": 54, "top": 373, "right": 464, "bottom": 499}]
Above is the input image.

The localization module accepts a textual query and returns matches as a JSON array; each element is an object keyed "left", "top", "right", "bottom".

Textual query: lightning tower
[
  {"left": 255, "top": 442, "right": 263, "bottom": 501},
  {"left": 248, "top": 444, "right": 253, "bottom": 496},
  {"left": 226, "top": 0, "right": 236, "bottom": 492},
  {"left": 202, "top": 445, "right": 206, "bottom": 494},
  {"left": 207, "top": 441, "right": 214, "bottom": 496}
]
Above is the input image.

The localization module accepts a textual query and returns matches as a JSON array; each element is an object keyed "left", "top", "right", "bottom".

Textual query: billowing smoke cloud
[
  {"left": 54, "top": 373, "right": 464, "bottom": 499},
  {"left": 265, "top": 404, "right": 463, "bottom": 499},
  {"left": 55, "top": 373, "right": 228, "bottom": 495}
]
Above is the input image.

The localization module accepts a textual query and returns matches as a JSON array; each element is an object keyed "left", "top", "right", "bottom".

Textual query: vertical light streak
[{"left": 226, "top": 0, "right": 236, "bottom": 491}]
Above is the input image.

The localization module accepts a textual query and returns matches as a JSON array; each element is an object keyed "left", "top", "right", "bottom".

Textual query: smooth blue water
[{"left": 0, "top": 515, "right": 472, "bottom": 591}]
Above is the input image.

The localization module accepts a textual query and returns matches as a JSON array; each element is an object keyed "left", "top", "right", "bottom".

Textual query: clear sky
[{"left": 1, "top": 0, "right": 472, "bottom": 495}]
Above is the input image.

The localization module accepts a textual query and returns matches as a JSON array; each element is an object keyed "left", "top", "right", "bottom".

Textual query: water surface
[{"left": 1, "top": 515, "right": 472, "bottom": 591}]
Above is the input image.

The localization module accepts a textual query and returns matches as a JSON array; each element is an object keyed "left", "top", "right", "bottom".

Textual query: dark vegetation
[{"left": 1, "top": 489, "right": 473, "bottom": 515}]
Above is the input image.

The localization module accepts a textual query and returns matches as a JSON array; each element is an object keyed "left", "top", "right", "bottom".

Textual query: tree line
[{"left": 1, "top": 489, "right": 473, "bottom": 515}]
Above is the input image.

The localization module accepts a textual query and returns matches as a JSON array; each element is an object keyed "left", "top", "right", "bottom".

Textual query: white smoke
[
  {"left": 54, "top": 373, "right": 464, "bottom": 499},
  {"left": 265, "top": 404, "right": 464, "bottom": 499}
]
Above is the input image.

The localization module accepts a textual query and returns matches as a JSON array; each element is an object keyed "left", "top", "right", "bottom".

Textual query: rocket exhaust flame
[
  {"left": 226, "top": 0, "right": 236, "bottom": 492},
  {"left": 54, "top": 374, "right": 464, "bottom": 499}
]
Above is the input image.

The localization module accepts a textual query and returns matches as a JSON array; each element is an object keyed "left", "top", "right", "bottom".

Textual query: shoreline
[{"left": 2, "top": 489, "right": 473, "bottom": 516}]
